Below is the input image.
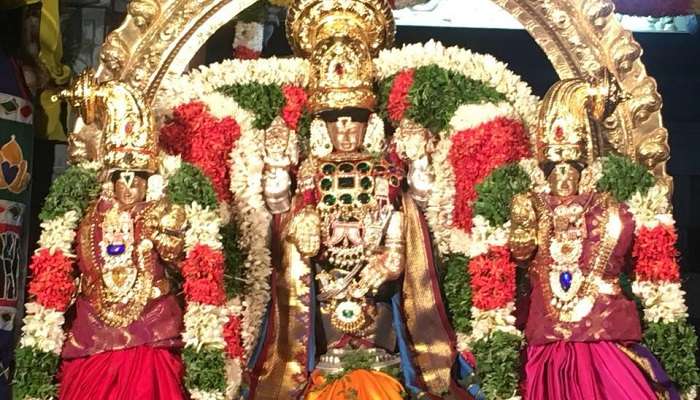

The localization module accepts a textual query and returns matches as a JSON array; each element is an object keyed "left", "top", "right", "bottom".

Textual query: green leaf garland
[
  {"left": 376, "top": 76, "right": 394, "bottom": 122},
  {"left": 643, "top": 320, "right": 700, "bottom": 392},
  {"left": 405, "top": 65, "right": 506, "bottom": 133},
  {"left": 182, "top": 347, "right": 228, "bottom": 393},
  {"left": 39, "top": 166, "right": 100, "bottom": 222},
  {"left": 442, "top": 253, "right": 472, "bottom": 334},
  {"left": 166, "top": 162, "right": 218, "bottom": 209},
  {"left": 596, "top": 154, "right": 655, "bottom": 202},
  {"left": 470, "top": 331, "right": 522, "bottom": 400},
  {"left": 296, "top": 112, "right": 313, "bottom": 159},
  {"left": 13, "top": 347, "right": 60, "bottom": 400},
  {"left": 221, "top": 222, "right": 248, "bottom": 297},
  {"left": 474, "top": 164, "right": 532, "bottom": 227},
  {"left": 216, "top": 83, "right": 285, "bottom": 130}
]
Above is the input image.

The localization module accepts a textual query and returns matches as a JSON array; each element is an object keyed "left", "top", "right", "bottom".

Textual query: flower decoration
[
  {"left": 633, "top": 224, "right": 681, "bottom": 283},
  {"left": 160, "top": 102, "right": 241, "bottom": 202},
  {"left": 36, "top": 210, "right": 80, "bottom": 257},
  {"left": 28, "top": 249, "right": 75, "bottom": 312},
  {"left": 468, "top": 246, "right": 516, "bottom": 311},
  {"left": 281, "top": 85, "right": 308, "bottom": 130},
  {"left": 182, "top": 245, "right": 227, "bottom": 306},
  {"left": 385, "top": 69, "right": 415, "bottom": 124},
  {"left": 449, "top": 117, "right": 530, "bottom": 231},
  {"left": 19, "top": 303, "right": 66, "bottom": 354}
]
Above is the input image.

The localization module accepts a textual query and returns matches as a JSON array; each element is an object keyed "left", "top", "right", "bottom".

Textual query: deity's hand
[
  {"left": 509, "top": 193, "right": 538, "bottom": 261},
  {"left": 143, "top": 201, "right": 187, "bottom": 263},
  {"left": 287, "top": 206, "right": 322, "bottom": 258},
  {"left": 407, "top": 156, "right": 434, "bottom": 208},
  {"left": 358, "top": 250, "right": 403, "bottom": 294},
  {"left": 263, "top": 167, "right": 292, "bottom": 214}
]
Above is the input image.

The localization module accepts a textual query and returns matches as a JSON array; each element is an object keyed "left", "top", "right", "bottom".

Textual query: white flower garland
[
  {"left": 448, "top": 216, "right": 509, "bottom": 259},
  {"left": 229, "top": 127, "right": 272, "bottom": 358},
  {"left": 183, "top": 302, "right": 231, "bottom": 350},
  {"left": 626, "top": 184, "right": 674, "bottom": 231},
  {"left": 155, "top": 57, "right": 309, "bottom": 122},
  {"left": 36, "top": 211, "right": 80, "bottom": 257},
  {"left": 632, "top": 281, "right": 688, "bottom": 324},
  {"left": 446, "top": 101, "right": 518, "bottom": 138},
  {"left": 154, "top": 58, "right": 309, "bottom": 396},
  {"left": 19, "top": 302, "right": 66, "bottom": 354},
  {"left": 189, "top": 389, "right": 226, "bottom": 400},
  {"left": 184, "top": 203, "right": 223, "bottom": 253},
  {"left": 466, "top": 303, "right": 521, "bottom": 344}
]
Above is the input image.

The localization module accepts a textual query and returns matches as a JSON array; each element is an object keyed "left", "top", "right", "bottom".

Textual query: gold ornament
[
  {"left": 287, "top": 206, "right": 322, "bottom": 258},
  {"left": 535, "top": 76, "right": 625, "bottom": 165},
  {"left": 362, "top": 113, "right": 386, "bottom": 154},
  {"left": 56, "top": 69, "right": 159, "bottom": 175},
  {"left": 310, "top": 118, "right": 334, "bottom": 158},
  {"left": 286, "top": 0, "right": 395, "bottom": 112}
]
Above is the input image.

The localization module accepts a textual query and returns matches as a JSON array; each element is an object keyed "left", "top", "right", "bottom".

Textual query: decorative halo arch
[{"left": 96, "top": 0, "right": 669, "bottom": 184}]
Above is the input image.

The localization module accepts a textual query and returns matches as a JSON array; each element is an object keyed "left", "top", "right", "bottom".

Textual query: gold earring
[
  {"left": 310, "top": 118, "right": 332, "bottom": 158},
  {"left": 363, "top": 114, "right": 385, "bottom": 154}
]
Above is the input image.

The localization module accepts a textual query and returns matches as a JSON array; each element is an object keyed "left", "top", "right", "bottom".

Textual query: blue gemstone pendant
[
  {"left": 106, "top": 243, "right": 126, "bottom": 256},
  {"left": 559, "top": 271, "right": 573, "bottom": 292}
]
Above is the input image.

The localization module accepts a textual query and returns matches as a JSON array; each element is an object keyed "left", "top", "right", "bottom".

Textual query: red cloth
[
  {"left": 524, "top": 341, "right": 657, "bottom": 400},
  {"left": 58, "top": 345, "right": 186, "bottom": 400},
  {"left": 525, "top": 193, "right": 642, "bottom": 345}
]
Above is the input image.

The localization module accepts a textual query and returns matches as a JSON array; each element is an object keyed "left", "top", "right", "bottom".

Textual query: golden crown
[
  {"left": 58, "top": 69, "right": 159, "bottom": 175},
  {"left": 535, "top": 74, "right": 624, "bottom": 165},
  {"left": 286, "top": 0, "right": 395, "bottom": 113}
]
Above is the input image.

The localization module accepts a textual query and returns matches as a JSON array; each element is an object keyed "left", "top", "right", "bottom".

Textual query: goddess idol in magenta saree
[{"left": 509, "top": 78, "right": 680, "bottom": 400}]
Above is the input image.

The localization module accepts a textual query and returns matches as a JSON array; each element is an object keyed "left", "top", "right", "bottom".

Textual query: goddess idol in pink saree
[{"left": 509, "top": 78, "right": 681, "bottom": 400}]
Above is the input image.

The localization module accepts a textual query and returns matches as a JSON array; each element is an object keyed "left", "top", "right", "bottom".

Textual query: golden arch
[{"left": 95, "top": 0, "right": 670, "bottom": 184}]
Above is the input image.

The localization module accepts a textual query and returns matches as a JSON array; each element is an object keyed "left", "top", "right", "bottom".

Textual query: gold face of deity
[
  {"left": 327, "top": 116, "right": 367, "bottom": 153},
  {"left": 113, "top": 171, "right": 147, "bottom": 206},
  {"left": 548, "top": 162, "right": 581, "bottom": 197}
]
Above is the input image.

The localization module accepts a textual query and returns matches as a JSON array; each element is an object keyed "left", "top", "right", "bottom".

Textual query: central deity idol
[{"left": 247, "top": 0, "right": 475, "bottom": 398}]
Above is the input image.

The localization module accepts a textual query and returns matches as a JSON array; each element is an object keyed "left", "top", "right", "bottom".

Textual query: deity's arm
[
  {"left": 263, "top": 166, "right": 292, "bottom": 214},
  {"left": 509, "top": 192, "right": 538, "bottom": 261},
  {"left": 360, "top": 210, "right": 405, "bottom": 292},
  {"left": 382, "top": 210, "right": 405, "bottom": 280},
  {"left": 142, "top": 200, "right": 187, "bottom": 263}
]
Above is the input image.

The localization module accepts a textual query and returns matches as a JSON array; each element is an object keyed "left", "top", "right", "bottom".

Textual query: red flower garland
[
  {"left": 468, "top": 246, "right": 516, "bottom": 310},
  {"left": 449, "top": 117, "right": 530, "bottom": 232},
  {"left": 281, "top": 85, "right": 308, "bottom": 130},
  {"left": 181, "top": 245, "right": 226, "bottom": 305},
  {"left": 387, "top": 69, "right": 415, "bottom": 124},
  {"left": 233, "top": 46, "right": 261, "bottom": 60},
  {"left": 223, "top": 315, "right": 245, "bottom": 359},
  {"left": 613, "top": 0, "right": 699, "bottom": 17},
  {"left": 28, "top": 249, "right": 75, "bottom": 311},
  {"left": 633, "top": 225, "right": 681, "bottom": 282},
  {"left": 160, "top": 101, "right": 241, "bottom": 202}
]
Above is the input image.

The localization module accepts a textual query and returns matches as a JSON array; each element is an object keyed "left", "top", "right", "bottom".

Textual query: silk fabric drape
[
  {"left": 58, "top": 345, "right": 185, "bottom": 400},
  {"left": 524, "top": 341, "right": 658, "bottom": 400}
]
